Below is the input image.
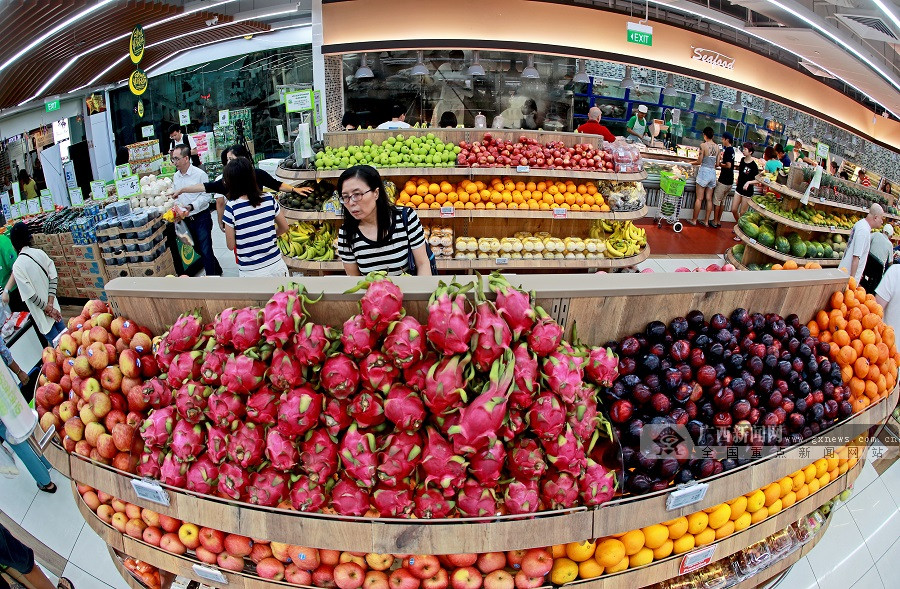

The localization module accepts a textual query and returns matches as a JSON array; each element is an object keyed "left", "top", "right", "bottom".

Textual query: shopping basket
[{"left": 657, "top": 171, "right": 687, "bottom": 233}]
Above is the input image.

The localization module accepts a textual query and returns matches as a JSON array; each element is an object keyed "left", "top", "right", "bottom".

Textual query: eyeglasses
[
  {"left": 170, "top": 156, "right": 184, "bottom": 162},
  {"left": 340, "top": 189, "right": 373, "bottom": 204}
]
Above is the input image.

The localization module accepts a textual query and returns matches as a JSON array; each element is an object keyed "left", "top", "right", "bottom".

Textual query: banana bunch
[
  {"left": 589, "top": 219, "right": 619, "bottom": 239},
  {"left": 601, "top": 220, "right": 647, "bottom": 258},
  {"left": 278, "top": 221, "right": 337, "bottom": 261}
]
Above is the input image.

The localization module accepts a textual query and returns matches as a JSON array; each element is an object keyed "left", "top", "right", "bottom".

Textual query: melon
[
  {"left": 733, "top": 244, "right": 745, "bottom": 261},
  {"left": 823, "top": 244, "right": 834, "bottom": 258},
  {"left": 791, "top": 241, "right": 808, "bottom": 258},
  {"left": 757, "top": 230, "right": 775, "bottom": 248},
  {"left": 742, "top": 222, "right": 761, "bottom": 239},
  {"left": 748, "top": 263, "right": 761, "bottom": 271},
  {"left": 775, "top": 236, "right": 791, "bottom": 254}
]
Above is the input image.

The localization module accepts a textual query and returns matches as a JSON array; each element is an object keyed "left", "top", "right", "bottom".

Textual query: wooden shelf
[
  {"left": 283, "top": 205, "right": 648, "bottom": 222},
  {"left": 276, "top": 166, "right": 647, "bottom": 182},
  {"left": 759, "top": 177, "right": 869, "bottom": 214},
  {"left": 746, "top": 200, "right": 852, "bottom": 236},
  {"left": 734, "top": 225, "right": 841, "bottom": 267},
  {"left": 724, "top": 247, "right": 748, "bottom": 271}
]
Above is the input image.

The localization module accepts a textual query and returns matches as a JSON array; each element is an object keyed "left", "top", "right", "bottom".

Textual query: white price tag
[
  {"left": 679, "top": 545, "right": 716, "bottom": 574},
  {"left": 759, "top": 204, "right": 766, "bottom": 210},
  {"left": 749, "top": 238, "right": 758, "bottom": 245},
  {"left": 495, "top": 257, "right": 509, "bottom": 265},
  {"left": 830, "top": 226, "right": 836, "bottom": 231},
  {"left": 26, "top": 199, "right": 40, "bottom": 215},
  {"left": 69, "top": 188, "right": 84, "bottom": 207},
  {"left": 39, "top": 190, "right": 54, "bottom": 212},
  {"left": 323, "top": 201, "right": 341, "bottom": 215},
  {"left": 218, "top": 109, "right": 230, "bottom": 126},
  {"left": 440, "top": 205, "right": 455, "bottom": 218},
  {"left": 192, "top": 564, "right": 228, "bottom": 584},
  {"left": 665, "top": 482, "right": 709, "bottom": 511},
  {"left": 179, "top": 109, "right": 190, "bottom": 126},
  {"left": 130, "top": 478, "right": 170, "bottom": 506},
  {"left": 141, "top": 125, "right": 154, "bottom": 138},
  {"left": 115, "top": 164, "right": 132, "bottom": 180},
  {"left": 116, "top": 175, "right": 141, "bottom": 199},
  {"left": 552, "top": 207, "right": 568, "bottom": 219},
  {"left": 90, "top": 181, "right": 107, "bottom": 201},
  {"left": 516, "top": 165, "right": 530, "bottom": 173}
]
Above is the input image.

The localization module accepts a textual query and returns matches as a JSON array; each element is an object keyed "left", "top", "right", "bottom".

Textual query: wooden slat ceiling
[{"left": 0, "top": 0, "right": 272, "bottom": 110}]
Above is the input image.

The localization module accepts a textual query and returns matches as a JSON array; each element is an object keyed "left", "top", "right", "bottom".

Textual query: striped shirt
[
  {"left": 223, "top": 195, "right": 282, "bottom": 271},
  {"left": 338, "top": 208, "right": 425, "bottom": 276}
]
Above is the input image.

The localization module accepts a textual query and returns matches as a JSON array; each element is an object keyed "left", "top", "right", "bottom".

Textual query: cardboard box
[
  {"left": 74, "top": 260, "right": 107, "bottom": 280},
  {"left": 77, "top": 287, "right": 108, "bottom": 302},
  {"left": 31, "top": 233, "right": 50, "bottom": 246},
  {"left": 73, "top": 273, "right": 106, "bottom": 290},
  {"left": 128, "top": 249, "right": 175, "bottom": 278},
  {"left": 57, "top": 232, "right": 74, "bottom": 245},
  {"left": 70, "top": 244, "right": 101, "bottom": 261},
  {"left": 105, "top": 264, "right": 133, "bottom": 279}
]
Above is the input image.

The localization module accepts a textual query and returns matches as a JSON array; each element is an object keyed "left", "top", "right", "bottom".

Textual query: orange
[
  {"left": 628, "top": 547, "right": 654, "bottom": 568},
  {"left": 854, "top": 357, "right": 870, "bottom": 379},
  {"left": 593, "top": 538, "right": 626, "bottom": 568},
  {"left": 733, "top": 512, "right": 752, "bottom": 531},
  {"left": 767, "top": 498, "right": 783, "bottom": 516},
  {"left": 796, "top": 484, "right": 809, "bottom": 501},
  {"left": 728, "top": 496, "right": 747, "bottom": 520},
  {"left": 833, "top": 330, "right": 851, "bottom": 348},
  {"left": 817, "top": 310, "right": 830, "bottom": 330},
  {"left": 566, "top": 540, "right": 596, "bottom": 562},
  {"left": 746, "top": 490, "right": 766, "bottom": 513},
  {"left": 665, "top": 517, "right": 689, "bottom": 540},
  {"left": 686, "top": 512, "right": 709, "bottom": 535},
  {"left": 652, "top": 540, "right": 674, "bottom": 560},
  {"left": 694, "top": 528, "right": 716, "bottom": 546},
  {"left": 750, "top": 508, "right": 769, "bottom": 524},
  {"left": 783, "top": 260, "right": 799, "bottom": 270},
  {"left": 642, "top": 525, "right": 669, "bottom": 550},
  {"left": 707, "top": 504, "right": 731, "bottom": 529},
  {"left": 831, "top": 291, "right": 844, "bottom": 309},
  {"left": 605, "top": 556, "right": 629, "bottom": 574},
  {"left": 839, "top": 345, "right": 858, "bottom": 365},
  {"left": 781, "top": 491, "right": 797, "bottom": 508},
  {"left": 621, "top": 529, "right": 645, "bottom": 556},
  {"left": 577, "top": 559, "right": 604, "bottom": 579},
  {"left": 791, "top": 472, "right": 805, "bottom": 492},
  {"left": 861, "top": 329, "right": 877, "bottom": 346},
  {"left": 550, "top": 558, "right": 579, "bottom": 585},
  {"left": 847, "top": 319, "right": 862, "bottom": 339},
  {"left": 772, "top": 264, "right": 784, "bottom": 271},
  {"left": 762, "top": 483, "right": 781, "bottom": 507},
  {"left": 778, "top": 477, "right": 793, "bottom": 498},
  {"left": 672, "top": 534, "right": 695, "bottom": 554},
  {"left": 551, "top": 545, "right": 567, "bottom": 558},
  {"left": 714, "top": 521, "right": 735, "bottom": 539},
  {"left": 808, "top": 478, "right": 820, "bottom": 495}
]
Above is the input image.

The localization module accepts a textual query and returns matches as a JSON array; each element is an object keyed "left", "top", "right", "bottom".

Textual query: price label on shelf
[
  {"left": 830, "top": 226, "right": 836, "bottom": 231},
  {"left": 68, "top": 188, "right": 84, "bottom": 207},
  {"left": 440, "top": 206, "right": 455, "bottom": 218},
  {"left": 495, "top": 257, "right": 509, "bottom": 265},
  {"left": 131, "top": 479, "right": 170, "bottom": 506},
  {"left": 553, "top": 207, "right": 567, "bottom": 219},
  {"left": 192, "top": 564, "right": 228, "bottom": 584},
  {"left": 679, "top": 545, "right": 716, "bottom": 575},
  {"left": 749, "top": 238, "right": 758, "bottom": 245},
  {"left": 90, "top": 181, "right": 107, "bottom": 201},
  {"left": 516, "top": 165, "right": 530, "bottom": 173},
  {"left": 666, "top": 482, "right": 709, "bottom": 511},
  {"left": 116, "top": 175, "right": 141, "bottom": 199},
  {"left": 759, "top": 204, "right": 766, "bottom": 210}
]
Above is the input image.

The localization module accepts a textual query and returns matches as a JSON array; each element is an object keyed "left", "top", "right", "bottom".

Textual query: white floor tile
[
  {"left": 851, "top": 460, "right": 879, "bottom": 495},
  {"left": 875, "top": 537, "right": 900, "bottom": 581},
  {"left": 61, "top": 561, "right": 128, "bottom": 589},
  {"left": 771, "top": 556, "right": 819, "bottom": 589},
  {"left": 636, "top": 260, "right": 664, "bottom": 273},
  {"left": 879, "top": 460, "right": 900, "bottom": 503},
  {"left": 655, "top": 258, "right": 698, "bottom": 272},
  {"left": 806, "top": 506, "right": 875, "bottom": 589},
  {"left": 846, "top": 479, "right": 900, "bottom": 561},
  {"left": 69, "top": 520, "right": 139, "bottom": 588},
  {"left": 849, "top": 565, "right": 885, "bottom": 589},
  {"left": 0, "top": 452, "right": 39, "bottom": 523},
  {"left": 19, "top": 468, "right": 84, "bottom": 559}
]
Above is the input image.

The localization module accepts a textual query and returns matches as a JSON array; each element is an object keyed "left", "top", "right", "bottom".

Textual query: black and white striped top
[
  {"left": 223, "top": 194, "right": 282, "bottom": 271},
  {"left": 338, "top": 208, "right": 425, "bottom": 276}
]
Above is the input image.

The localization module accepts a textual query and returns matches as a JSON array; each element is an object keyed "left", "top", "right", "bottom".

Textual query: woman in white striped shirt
[
  {"left": 337, "top": 165, "right": 431, "bottom": 276},
  {"left": 222, "top": 158, "right": 290, "bottom": 277}
]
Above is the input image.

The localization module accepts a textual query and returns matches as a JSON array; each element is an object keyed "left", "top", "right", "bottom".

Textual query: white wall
[{"left": 0, "top": 99, "right": 83, "bottom": 139}]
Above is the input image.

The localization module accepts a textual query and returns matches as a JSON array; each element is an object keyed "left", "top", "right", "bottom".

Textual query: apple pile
[
  {"left": 121, "top": 557, "right": 161, "bottom": 589},
  {"left": 457, "top": 134, "right": 617, "bottom": 172},
  {"left": 603, "top": 309, "right": 849, "bottom": 495}
]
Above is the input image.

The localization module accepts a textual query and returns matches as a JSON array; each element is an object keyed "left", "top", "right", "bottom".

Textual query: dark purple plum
[
  {"left": 646, "top": 321, "right": 667, "bottom": 341},
  {"left": 710, "top": 314, "right": 728, "bottom": 331},
  {"left": 620, "top": 336, "right": 641, "bottom": 357}
]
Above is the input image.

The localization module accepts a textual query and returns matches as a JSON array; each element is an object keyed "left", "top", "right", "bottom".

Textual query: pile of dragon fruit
[{"left": 138, "top": 272, "right": 619, "bottom": 518}]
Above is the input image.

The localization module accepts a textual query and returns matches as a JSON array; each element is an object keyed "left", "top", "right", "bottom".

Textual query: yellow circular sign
[
  {"left": 137, "top": 99, "right": 144, "bottom": 118},
  {"left": 130, "top": 25, "right": 145, "bottom": 64},
  {"left": 129, "top": 69, "right": 148, "bottom": 96}
]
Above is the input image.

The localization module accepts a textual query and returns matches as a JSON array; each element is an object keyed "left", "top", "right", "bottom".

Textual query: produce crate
[{"left": 127, "top": 249, "right": 175, "bottom": 277}]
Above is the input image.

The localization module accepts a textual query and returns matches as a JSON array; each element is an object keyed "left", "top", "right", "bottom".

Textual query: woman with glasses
[{"left": 337, "top": 165, "right": 431, "bottom": 276}]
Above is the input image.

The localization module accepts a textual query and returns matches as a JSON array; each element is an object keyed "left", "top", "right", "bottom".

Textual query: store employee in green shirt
[
  {"left": 626, "top": 105, "right": 651, "bottom": 145},
  {"left": 0, "top": 233, "right": 21, "bottom": 310}
]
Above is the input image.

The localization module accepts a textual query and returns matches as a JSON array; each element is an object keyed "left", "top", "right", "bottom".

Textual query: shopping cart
[{"left": 657, "top": 171, "right": 687, "bottom": 233}]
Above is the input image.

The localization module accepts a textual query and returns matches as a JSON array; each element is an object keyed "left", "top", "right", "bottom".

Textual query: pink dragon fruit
[
  {"left": 413, "top": 487, "right": 455, "bottom": 519},
  {"left": 320, "top": 354, "right": 360, "bottom": 399},
  {"left": 432, "top": 410, "right": 461, "bottom": 441},
  {"left": 383, "top": 316, "right": 426, "bottom": 369},
  {"left": 289, "top": 475, "right": 330, "bottom": 512},
  {"left": 140, "top": 406, "right": 176, "bottom": 448},
  {"left": 154, "top": 339, "right": 177, "bottom": 369},
  {"left": 580, "top": 459, "right": 616, "bottom": 506},
  {"left": 230, "top": 307, "right": 263, "bottom": 352},
  {"left": 227, "top": 422, "right": 265, "bottom": 468},
  {"left": 426, "top": 281, "right": 473, "bottom": 356},
  {"left": 200, "top": 347, "right": 228, "bottom": 386},
  {"left": 214, "top": 308, "right": 237, "bottom": 347},
  {"left": 159, "top": 452, "right": 188, "bottom": 487},
  {"left": 527, "top": 307, "right": 564, "bottom": 357},
  {"left": 346, "top": 272, "right": 404, "bottom": 334},
  {"left": 498, "top": 407, "right": 527, "bottom": 442},
  {"left": 137, "top": 446, "right": 163, "bottom": 478},
  {"left": 488, "top": 272, "right": 535, "bottom": 339},
  {"left": 585, "top": 347, "right": 619, "bottom": 387},
  {"left": 246, "top": 386, "right": 279, "bottom": 425},
  {"left": 320, "top": 397, "right": 352, "bottom": 436},
  {"left": 165, "top": 310, "right": 205, "bottom": 352},
  {"left": 540, "top": 471, "right": 579, "bottom": 508},
  {"left": 348, "top": 391, "right": 386, "bottom": 429},
  {"left": 541, "top": 425, "right": 587, "bottom": 476},
  {"left": 140, "top": 378, "right": 173, "bottom": 410},
  {"left": 541, "top": 350, "right": 584, "bottom": 405},
  {"left": 470, "top": 288, "right": 512, "bottom": 373},
  {"left": 185, "top": 455, "right": 219, "bottom": 495},
  {"left": 261, "top": 287, "right": 308, "bottom": 348},
  {"left": 567, "top": 401, "right": 598, "bottom": 442},
  {"left": 456, "top": 479, "right": 497, "bottom": 518},
  {"left": 331, "top": 477, "right": 371, "bottom": 516},
  {"left": 221, "top": 353, "right": 268, "bottom": 394},
  {"left": 527, "top": 392, "right": 567, "bottom": 440},
  {"left": 292, "top": 323, "right": 335, "bottom": 367},
  {"left": 372, "top": 482, "right": 415, "bottom": 517},
  {"left": 377, "top": 431, "right": 422, "bottom": 487},
  {"left": 423, "top": 354, "right": 472, "bottom": 414},
  {"left": 384, "top": 384, "right": 426, "bottom": 431},
  {"left": 205, "top": 390, "right": 245, "bottom": 428},
  {"left": 403, "top": 351, "right": 437, "bottom": 393},
  {"left": 447, "top": 351, "right": 515, "bottom": 454},
  {"left": 217, "top": 461, "right": 250, "bottom": 500},
  {"left": 171, "top": 419, "right": 205, "bottom": 463},
  {"left": 299, "top": 429, "right": 339, "bottom": 482},
  {"left": 359, "top": 351, "right": 400, "bottom": 394},
  {"left": 421, "top": 427, "right": 468, "bottom": 498},
  {"left": 468, "top": 438, "right": 506, "bottom": 487},
  {"left": 510, "top": 343, "right": 539, "bottom": 407},
  {"left": 175, "top": 381, "right": 212, "bottom": 424},
  {"left": 339, "top": 424, "right": 378, "bottom": 488},
  {"left": 276, "top": 386, "right": 322, "bottom": 437},
  {"left": 247, "top": 467, "right": 290, "bottom": 506},
  {"left": 206, "top": 424, "right": 229, "bottom": 464},
  {"left": 268, "top": 348, "right": 304, "bottom": 391},
  {"left": 166, "top": 351, "right": 203, "bottom": 387},
  {"left": 507, "top": 437, "right": 547, "bottom": 480},
  {"left": 341, "top": 315, "right": 377, "bottom": 359},
  {"left": 504, "top": 478, "right": 540, "bottom": 514},
  {"left": 265, "top": 429, "right": 299, "bottom": 471}
]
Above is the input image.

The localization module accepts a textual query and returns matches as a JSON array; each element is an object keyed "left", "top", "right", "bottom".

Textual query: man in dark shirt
[
  {"left": 711, "top": 132, "right": 736, "bottom": 228},
  {"left": 775, "top": 144, "right": 791, "bottom": 167},
  {"left": 576, "top": 107, "right": 616, "bottom": 143},
  {"left": 168, "top": 124, "right": 202, "bottom": 168}
]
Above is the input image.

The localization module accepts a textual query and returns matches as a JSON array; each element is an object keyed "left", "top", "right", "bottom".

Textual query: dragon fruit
[
  {"left": 276, "top": 386, "right": 323, "bottom": 437},
  {"left": 541, "top": 425, "right": 587, "bottom": 476},
  {"left": 261, "top": 287, "right": 308, "bottom": 348},
  {"left": 200, "top": 347, "right": 228, "bottom": 386},
  {"left": 470, "top": 287, "right": 512, "bottom": 373},
  {"left": 421, "top": 427, "right": 468, "bottom": 497},
  {"left": 289, "top": 475, "right": 330, "bottom": 512},
  {"left": 246, "top": 386, "right": 280, "bottom": 425},
  {"left": 171, "top": 419, "right": 205, "bottom": 463},
  {"left": 293, "top": 323, "right": 335, "bottom": 367},
  {"left": 331, "top": 477, "right": 371, "bottom": 516},
  {"left": 154, "top": 339, "right": 177, "bottom": 369},
  {"left": 320, "top": 354, "right": 360, "bottom": 399},
  {"left": 221, "top": 353, "right": 268, "bottom": 394},
  {"left": 299, "top": 429, "right": 339, "bottom": 482},
  {"left": 541, "top": 350, "right": 584, "bottom": 405},
  {"left": 426, "top": 281, "right": 473, "bottom": 356},
  {"left": 268, "top": 348, "right": 305, "bottom": 391},
  {"left": 504, "top": 478, "right": 540, "bottom": 514},
  {"left": 507, "top": 437, "right": 548, "bottom": 480},
  {"left": 528, "top": 307, "right": 564, "bottom": 357},
  {"left": 137, "top": 447, "right": 163, "bottom": 478},
  {"left": 372, "top": 482, "right": 415, "bottom": 517},
  {"left": 341, "top": 315, "right": 377, "bottom": 359},
  {"left": 185, "top": 455, "right": 219, "bottom": 495},
  {"left": 456, "top": 479, "right": 497, "bottom": 518},
  {"left": 247, "top": 467, "right": 290, "bottom": 507},
  {"left": 227, "top": 422, "right": 266, "bottom": 468},
  {"left": 413, "top": 487, "right": 455, "bottom": 519},
  {"left": 488, "top": 272, "right": 535, "bottom": 339},
  {"left": 214, "top": 308, "right": 237, "bottom": 347},
  {"left": 140, "top": 378, "right": 173, "bottom": 410},
  {"left": 165, "top": 310, "right": 205, "bottom": 352},
  {"left": 206, "top": 424, "right": 230, "bottom": 464},
  {"left": 468, "top": 438, "right": 506, "bottom": 487},
  {"left": 448, "top": 351, "right": 515, "bottom": 454},
  {"left": 166, "top": 351, "right": 203, "bottom": 387},
  {"left": 205, "top": 390, "right": 245, "bottom": 428},
  {"left": 580, "top": 459, "right": 616, "bottom": 506},
  {"left": 175, "top": 381, "right": 212, "bottom": 424},
  {"left": 339, "top": 424, "right": 379, "bottom": 488},
  {"left": 383, "top": 316, "right": 426, "bottom": 369},
  {"left": 384, "top": 384, "right": 426, "bottom": 431},
  {"left": 498, "top": 407, "right": 526, "bottom": 442},
  {"left": 348, "top": 391, "right": 386, "bottom": 429},
  {"left": 585, "top": 347, "right": 619, "bottom": 387},
  {"left": 432, "top": 410, "right": 461, "bottom": 440},
  {"left": 510, "top": 343, "right": 539, "bottom": 407},
  {"left": 140, "top": 406, "right": 176, "bottom": 448},
  {"left": 265, "top": 429, "right": 300, "bottom": 471},
  {"left": 230, "top": 307, "right": 263, "bottom": 352},
  {"left": 359, "top": 351, "right": 400, "bottom": 394},
  {"left": 320, "top": 397, "right": 352, "bottom": 436},
  {"left": 528, "top": 392, "right": 567, "bottom": 440},
  {"left": 159, "top": 452, "right": 188, "bottom": 487},
  {"left": 217, "top": 461, "right": 250, "bottom": 500},
  {"left": 567, "top": 401, "right": 598, "bottom": 442},
  {"left": 346, "top": 272, "right": 404, "bottom": 334},
  {"left": 424, "top": 354, "right": 472, "bottom": 414},
  {"left": 404, "top": 351, "right": 437, "bottom": 393},
  {"left": 377, "top": 431, "right": 422, "bottom": 486},
  {"left": 540, "top": 471, "right": 580, "bottom": 508}
]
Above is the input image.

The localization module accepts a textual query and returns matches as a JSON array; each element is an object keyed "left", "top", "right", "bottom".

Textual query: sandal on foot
[
  {"left": 38, "top": 482, "right": 56, "bottom": 494},
  {"left": 686, "top": 220, "right": 698, "bottom": 226},
  {"left": 709, "top": 222, "right": 721, "bottom": 229},
  {"left": 697, "top": 221, "right": 707, "bottom": 227},
  {"left": 733, "top": 235, "right": 742, "bottom": 241},
  {"left": 57, "top": 578, "right": 74, "bottom": 589}
]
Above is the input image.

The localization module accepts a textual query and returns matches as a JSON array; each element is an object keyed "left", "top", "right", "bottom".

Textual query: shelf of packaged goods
[
  {"left": 276, "top": 166, "right": 647, "bottom": 183},
  {"left": 757, "top": 177, "right": 870, "bottom": 215},
  {"left": 724, "top": 247, "right": 748, "bottom": 271},
  {"left": 282, "top": 205, "right": 648, "bottom": 222},
  {"left": 733, "top": 226, "right": 841, "bottom": 267},
  {"left": 746, "top": 200, "right": 852, "bottom": 236}
]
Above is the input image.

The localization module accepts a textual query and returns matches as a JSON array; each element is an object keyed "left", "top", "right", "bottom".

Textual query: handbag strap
[{"left": 20, "top": 251, "right": 49, "bottom": 280}]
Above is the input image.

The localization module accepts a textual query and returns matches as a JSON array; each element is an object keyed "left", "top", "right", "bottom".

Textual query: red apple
[
  {"left": 366, "top": 553, "right": 394, "bottom": 571},
  {"left": 178, "top": 523, "right": 200, "bottom": 549},
  {"left": 195, "top": 546, "right": 219, "bottom": 565},
  {"left": 450, "top": 567, "right": 482, "bottom": 589},
  {"left": 446, "top": 555, "right": 477, "bottom": 568},
  {"left": 224, "top": 533, "right": 253, "bottom": 557},
  {"left": 423, "top": 568, "right": 449, "bottom": 589},
  {"left": 476, "top": 553, "right": 506, "bottom": 574},
  {"left": 514, "top": 571, "right": 544, "bottom": 589},
  {"left": 335, "top": 562, "right": 366, "bottom": 589},
  {"left": 110, "top": 512, "right": 128, "bottom": 533},
  {"left": 286, "top": 564, "right": 313, "bottom": 585},
  {"left": 258, "top": 557, "right": 286, "bottom": 581},
  {"left": 198, "top": 527, "right": 225, "bottom": 554},
  {"left": 390, "top": 568, "right": 421, "bottom": 589},
  {"left": 314, "top": 564, "right": 337, "bottom": 589},
  {"left": 289, "top": 546, "right": 321, "bottom": 569},
  {"left": 250, "top": 542, "right": 273, "bottom": 564},
  {"left": 142, "top": 526, "right": 163, "bottom": 547},
  {"left": 520, "top": 549, "right": 553, "bottom": 578},
  {"left": 409, "top": 555, "right": 441, "bottom": 580},
  {"left": 217, "top": 552, "right": 245, "bottom": 572},
  {"left": 484, "top": 570, "right": 514, "bottom": 589}
]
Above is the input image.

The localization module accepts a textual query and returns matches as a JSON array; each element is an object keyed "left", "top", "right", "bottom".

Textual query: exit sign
[
  {"left": 45, "top": 99, "right": 60, "bottom": 113},
  {"left": 627, "top": 22, "right": 653, "bottom": 46}
]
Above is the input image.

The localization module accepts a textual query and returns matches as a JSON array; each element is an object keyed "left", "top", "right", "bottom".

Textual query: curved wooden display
[
  {"left": 276, "top": 166, "right": 647, "bottom": 183},
  {"left": 282, "top": 205, "right": 649, "bottom": 222},
  {"left": 758, "top": 177, "right": 869, "bottom": 215},
  {"left": 746, "top": 200, "right": 852, "bottom": 236},
  {"left": 725, "top": 247, "right": 748, "bottom": 271},
  {"left": 734, "top": 225, "right": 841, "bottom": 267},
  {"left": 109, "top": 550, "right": 146, "bottom": 589}
]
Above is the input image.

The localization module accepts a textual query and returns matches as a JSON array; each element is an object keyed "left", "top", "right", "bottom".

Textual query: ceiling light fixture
[
  {"left": 620, "top": 66, "right": 635, "bottom": 89},
  {"left": 573, "top": 59, "right": 590, "bottom": 84},
  {"left": 698, "top": 82, "right": 715, "bottom": 104},
  {"left": 731, "top": 90, "right": 744, "bottom": 111},
  {"left": 467, "top": 51, "right": 486, "bottom": 77},
  {"left": 355, "top": 54, "right": 373, "bottom": 79},
  {"left": 663, "top": 73, "right": 677, "bottom": 96},
  {"left": 411, "top": 51, "right": 429, "bottom": 76},
  {"left": 522, "top": 54, "right": 540, "bottom": 79},
  {"left": 761, "top": 100, "right": 774, "bottom": 119}
]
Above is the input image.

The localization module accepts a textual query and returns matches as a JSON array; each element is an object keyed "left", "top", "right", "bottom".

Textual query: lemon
[
  {"left": 687, "top": 512, "right": 709, "bottom": 535},
  {"left": 550, "top": 558, "right": 578, "bottom": 585},
  {"left": 707, "top": 504, "right": 731, "bottom": 529},
  {"left": 593, "top": 538, "right": 626, "bottom": 568},
  {"left": 666, "top": 517, "right": 689, "bottom": 540},
  {"left": 641, "top": 524, "right": 669, "bottom": 550},
  {"left": 746, "top": 490, "right": 765, "bottom": 513}
]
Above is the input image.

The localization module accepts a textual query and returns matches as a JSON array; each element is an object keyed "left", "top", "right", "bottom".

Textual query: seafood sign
[{"left": 691, "top": 47, "right": 736, "bottom": 70}]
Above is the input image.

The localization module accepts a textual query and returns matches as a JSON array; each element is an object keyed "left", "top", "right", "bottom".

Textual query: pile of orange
[
  {"left": 808, "top": 277, "right": 898, "bottom": 412},
  {"left": 771, "top": 260, "right": 823, "bottom": 270},
  {"left": 393, "top": 177, "right": 611, "bottom": 212}
]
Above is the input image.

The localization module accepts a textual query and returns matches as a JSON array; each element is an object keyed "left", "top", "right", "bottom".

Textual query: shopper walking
[
  {"left": 861, "top": 224, "right": 894, "bottom": 292},
  {"left": 0, "top": 422, "right": 55, "bottom": 494},
  {"left": 732, "top": 142, "right": 760, "bottom": 241},
  {"left": 16, "top": 170, "right": 36, "bottom": 201},
  {"left": 775, "top": 144, "right": 791, "bottom": 167},
  {"left": 689, "top": 127, "right": 719, "bottom": 226},
  {"left": 376, "top": 105, "right": 411, "bottom": 130},
  {"left": 710, "top": 132, "right": 736, "bottom": 229},
  {"left": 337, "top": 165, "right": 432, "bottom": 276},
  {"left": 167, "top": 124, "right": 202, "bottom": 167},
  {"left": 0, "top": 523, "right": 73, "bottom": 589},
  {"left": 170, "top": 145, "right": 223, "bottom": 276},
  {"left": 840, "top": 204, "right": 884, "bottom": 284},
  {"left": 222, "top": 158, "right": 290, "bottom": 277},
  {"left": 576, "top": 107, "right": 616, "bottom": 143}
]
